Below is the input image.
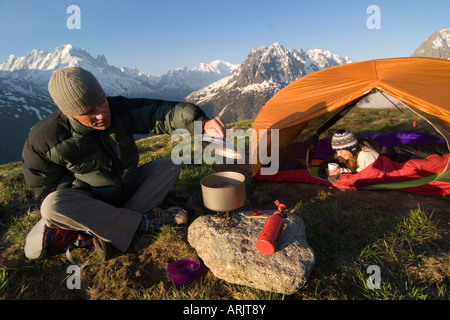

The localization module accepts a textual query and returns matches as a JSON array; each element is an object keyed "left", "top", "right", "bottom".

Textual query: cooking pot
[{"left": 200, "top": 171, "right": 246, "bottom": 212}]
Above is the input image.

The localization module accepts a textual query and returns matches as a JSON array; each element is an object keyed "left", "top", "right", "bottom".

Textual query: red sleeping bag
[{"left": 255, "top": 154, "right": 450, "bottom": 196}]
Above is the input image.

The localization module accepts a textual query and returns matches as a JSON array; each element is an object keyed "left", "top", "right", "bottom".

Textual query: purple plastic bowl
[{"left": 167, "top": 258, "right": 201, "bottom": 286}]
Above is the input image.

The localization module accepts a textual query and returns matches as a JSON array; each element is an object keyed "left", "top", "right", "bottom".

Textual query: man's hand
[{"left": 204, "top": 117, "right": 227, "bottom": 139}]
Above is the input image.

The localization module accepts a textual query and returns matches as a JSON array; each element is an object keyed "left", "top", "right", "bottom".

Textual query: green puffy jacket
[{"left": 22, "top": 96, "right": 209, "bottom": 206}]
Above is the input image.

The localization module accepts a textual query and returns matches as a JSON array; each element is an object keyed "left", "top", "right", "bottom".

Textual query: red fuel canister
[{"left": 255, "top": 201, "right": 286, "bottom": 255}]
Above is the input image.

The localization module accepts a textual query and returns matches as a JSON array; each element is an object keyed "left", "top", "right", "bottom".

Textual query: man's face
[{"left": 71, "top": 99, "right": 111, "bottom": 130}]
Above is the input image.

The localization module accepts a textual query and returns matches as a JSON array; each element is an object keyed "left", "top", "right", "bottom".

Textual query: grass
[
  {"left": 355, "top": 206, "right": 447, "bottom": 300},
  {"left": 0, "top": 115, "right": 449, "bottom": 301},
  {"left": 295, "top": 202, "right": 448, "bottom": 300}
]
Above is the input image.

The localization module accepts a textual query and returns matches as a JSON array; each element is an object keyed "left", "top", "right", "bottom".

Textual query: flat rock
[{"left": 187, "top": 211, "right": 315, "bottom": 294}]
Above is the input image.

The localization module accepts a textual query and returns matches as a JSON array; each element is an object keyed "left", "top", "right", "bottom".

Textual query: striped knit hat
[
  {"left": 48, "top": 67, "right": 106, "bottom": 116},
  {"left": 331, "top": 129, "right": 358, "bottom": 152}
]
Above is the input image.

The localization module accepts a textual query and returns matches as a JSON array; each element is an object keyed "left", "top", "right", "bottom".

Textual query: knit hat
[
  {"left": 48, "top": 67, "right": 106, "bottom": 116},
  {"left": 331, "top": 129, "right": 358, "bottom": 152}
]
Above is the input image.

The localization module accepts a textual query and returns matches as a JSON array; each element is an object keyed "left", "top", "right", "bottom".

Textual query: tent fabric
[
  {"left": 251, "top": 57, "right": 450, "bottom": 196},
  {"left": 251, "top": 57, "right": 450, "bottom": 175}
]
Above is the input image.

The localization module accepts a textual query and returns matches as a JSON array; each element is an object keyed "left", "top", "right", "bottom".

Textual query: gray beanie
[
  {"left": 331, "top": 129, "right": 358, "bottom": 152},
  {"left": 48, "top": 67, "right": 106, "bottom": 116}
]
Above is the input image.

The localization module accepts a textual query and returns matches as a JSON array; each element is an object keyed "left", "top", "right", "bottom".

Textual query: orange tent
[{"left": 251, "top": 57, "right": 450, "bottom": 177}]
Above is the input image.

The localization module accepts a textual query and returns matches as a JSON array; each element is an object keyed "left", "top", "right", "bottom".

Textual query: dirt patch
[
  {"left": 409, "top": 253, "right": 450, "bottom": 284},
  {"left": 81, "top": 227, "right": 198, "bottom": 300}
]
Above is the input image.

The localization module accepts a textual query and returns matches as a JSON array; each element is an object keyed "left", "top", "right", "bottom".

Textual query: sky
[{"left": 0, "top": 0, "right": 449, "bottom": 76}]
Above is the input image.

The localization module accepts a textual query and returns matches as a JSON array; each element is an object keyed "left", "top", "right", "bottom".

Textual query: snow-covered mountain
[
  {"left": 411, "top": 29, "right": 450, "bottom": 59},
  {"left": 186, "top": 43, "right": 353, "bottom": 122},
  {"left": 147, "top": 60, "right": 237, "bottom": 100},
  {"left": 0, "top": 44, "right": 236, "bottom": 164},
  {"left": 0, "top": 45, "right": 165, "bottom": 103},
  {"left": 0, "top": 44, "right": 237, "bottom": 99}
]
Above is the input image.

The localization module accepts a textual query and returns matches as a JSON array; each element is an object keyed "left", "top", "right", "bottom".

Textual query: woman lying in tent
[
  {"left": 319, "top": 129, "right": 449, "bottom": 183},
  {"left": 321, "top": 130, "right": 380, "bottom": 182},
  {"left": 257, "top": 128, "right": 450, "bottom": 196}
]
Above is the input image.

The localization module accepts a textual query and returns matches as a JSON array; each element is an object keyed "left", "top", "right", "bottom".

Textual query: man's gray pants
[{"left": 39, "top": 158, "right": 181, "bottom": 252}]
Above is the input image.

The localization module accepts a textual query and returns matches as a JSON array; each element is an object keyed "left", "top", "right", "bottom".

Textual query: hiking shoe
[
  {"left": 143, "top": 207, "right": 188, "bottom": 232},
  {"left": 93, "top": 237, "right": 113, "bottom": 261}
]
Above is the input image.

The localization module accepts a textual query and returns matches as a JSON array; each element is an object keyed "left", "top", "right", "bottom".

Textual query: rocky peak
[
  {"left": 411, "top": 29, "right": 450, "bottom": 59},
  {"left": 186, "top": 43, "right": 352, "bottom": 122}
]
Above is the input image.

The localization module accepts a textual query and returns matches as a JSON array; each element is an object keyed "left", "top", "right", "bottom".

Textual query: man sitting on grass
[{"left": 22, "top": 66, "right": 226, "bottom": 260}]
